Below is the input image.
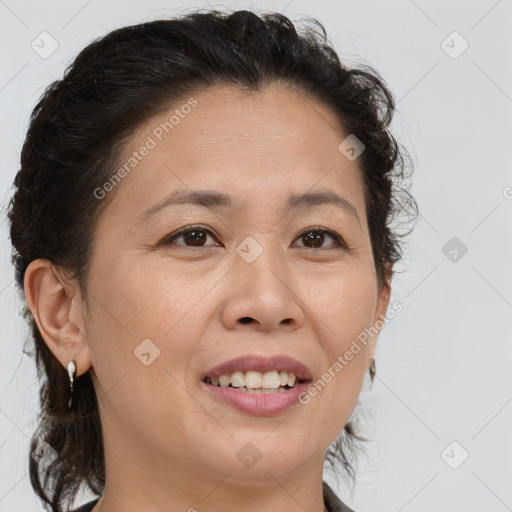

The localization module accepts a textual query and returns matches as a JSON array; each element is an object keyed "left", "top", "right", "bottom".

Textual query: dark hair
[{"left": 7, "top": 8, "right": 417, "bottom": 511}]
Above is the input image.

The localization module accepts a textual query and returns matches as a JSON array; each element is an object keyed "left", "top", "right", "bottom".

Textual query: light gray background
[{"left": 1, "top": 1, "right": 511, "bottom": 511}]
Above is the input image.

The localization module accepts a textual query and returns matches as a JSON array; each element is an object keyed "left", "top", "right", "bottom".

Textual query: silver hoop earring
[
  {"left": 369, "top": 357, "right": 376, "bottom": 381},
  {"left": 67, "top": 360, "right": 76, "bottom": 411}
]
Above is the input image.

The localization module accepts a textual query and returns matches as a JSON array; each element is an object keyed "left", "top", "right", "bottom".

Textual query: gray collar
[{"left": 323, "top": 480, "right": 356, "bottom": 512}]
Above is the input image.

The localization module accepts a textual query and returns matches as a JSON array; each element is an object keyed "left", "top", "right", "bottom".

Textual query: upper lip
[{"left": 203, "top": 354, "right": 313, "bottom": 382}]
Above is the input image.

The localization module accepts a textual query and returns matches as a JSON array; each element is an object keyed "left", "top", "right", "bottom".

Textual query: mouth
[
  {"left": 200, "top": 354, "right": 313, "bottom": 414},
  {"left": 202, "top": 375, "right": 311, "bottom": 393},
  {"left": 200, "top": 375, "right": 312, "bottom": 416},
  {"left": 201, "top": 354, "right": 313, "bottom": 392}
]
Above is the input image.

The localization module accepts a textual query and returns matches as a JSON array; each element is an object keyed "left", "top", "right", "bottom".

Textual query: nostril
[{"left": 239, "top": 317, "right": 252, "bottom": 324}]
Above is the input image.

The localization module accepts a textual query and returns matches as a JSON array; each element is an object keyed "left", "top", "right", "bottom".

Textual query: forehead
[{"left": 98, "top": 84, "right": 366, "bottom": 225}]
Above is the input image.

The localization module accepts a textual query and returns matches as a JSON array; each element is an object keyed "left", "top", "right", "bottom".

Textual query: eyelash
[{"left": 162, "top": 224, "right": 349, "bottom": 252}]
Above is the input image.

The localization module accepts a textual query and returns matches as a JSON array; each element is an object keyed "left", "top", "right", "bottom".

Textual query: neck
[{"left": 94, "top": 445, "right": 329, "bottom": 512}]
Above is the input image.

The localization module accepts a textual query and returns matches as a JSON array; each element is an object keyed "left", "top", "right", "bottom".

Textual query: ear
[
  {"left": 23, "top": 258, "right": 92, "bottom": 377},
  {"left": 367, "top": 263, "right": 392, "bottom": 362}
]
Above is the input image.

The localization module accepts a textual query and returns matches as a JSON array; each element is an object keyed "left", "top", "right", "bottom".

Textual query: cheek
[
  {"left": 86, "top": 265, "right": 202, "bottom": 435},
  {"left": 92, "top": 257, "right": 207, "bottom": 339},
  {"left": 86, "top": 263, "right": 201, "bottom": 399},
  {"left": 304, "top": 269, "right": 376, "bottom": 410},
  {"left": 305, "top": 264, "right": 378, "bottom": 340}
]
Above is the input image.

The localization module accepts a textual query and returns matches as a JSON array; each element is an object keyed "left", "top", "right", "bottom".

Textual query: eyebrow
[{"left": 137, "top": 189, "right": 361, "bottom": 227}]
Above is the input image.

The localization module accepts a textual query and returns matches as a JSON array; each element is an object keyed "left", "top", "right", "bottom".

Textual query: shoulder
[
  {"left": 69, "top": 497, "right": 101, "bottom": 512},
  {"left": 323, "top": 481, "right": 357, "bottom": 512}
]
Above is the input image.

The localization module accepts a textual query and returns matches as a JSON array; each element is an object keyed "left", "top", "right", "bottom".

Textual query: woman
[{"left": 7, "top": 8, "right": 416, "bottom": 512}]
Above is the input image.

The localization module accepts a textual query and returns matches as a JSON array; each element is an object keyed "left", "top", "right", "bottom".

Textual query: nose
[{"left": 219, "top": 243, "right": 305, "bottom": 332}]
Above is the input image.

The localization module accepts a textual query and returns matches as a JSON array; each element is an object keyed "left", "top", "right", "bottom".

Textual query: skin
[{"left": 24, "top": 83, "right": 391, "bottom": 512}]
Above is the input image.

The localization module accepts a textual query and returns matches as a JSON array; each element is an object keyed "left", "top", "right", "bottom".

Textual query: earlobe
[
  {"left": 367, "top": 266, "right": 393, "bottom": 360},
  {"left": 23, "top": 258, "right": 92, "bottom": 376},
  {"left": 376, "top": 264, "right": 392, "bottom": 323}
]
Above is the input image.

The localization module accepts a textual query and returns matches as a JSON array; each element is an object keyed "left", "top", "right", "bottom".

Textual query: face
[{"left": 78, "top": 84, "right": 390, "bottom": 488}]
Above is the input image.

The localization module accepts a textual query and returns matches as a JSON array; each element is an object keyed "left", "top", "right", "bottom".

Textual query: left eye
[
  {"left": 294, "top": 227, "right": 346, "bottom": 250},
  {"left": 163, "top": 225, "right": 346, "bottom": 250}
]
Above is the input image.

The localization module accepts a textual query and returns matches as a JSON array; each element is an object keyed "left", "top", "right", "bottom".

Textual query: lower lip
[{"left": 201, "top": 380, "right": 311, "bottom": 416}]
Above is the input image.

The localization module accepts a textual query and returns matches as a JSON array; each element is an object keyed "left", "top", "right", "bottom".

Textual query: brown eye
[
  {"left": 163, "top": 225, "right": 347, "bottom": 251},
  {"left": 164, "top": 225, "right": 218, "bottom": 247},
  {"left": 294, "top": 228, "right": 346, "bottom": 250}
]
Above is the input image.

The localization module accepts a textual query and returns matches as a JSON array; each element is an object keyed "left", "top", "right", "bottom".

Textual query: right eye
[{"left": 162, "top": 225, "right": 220, "bottom": 248}]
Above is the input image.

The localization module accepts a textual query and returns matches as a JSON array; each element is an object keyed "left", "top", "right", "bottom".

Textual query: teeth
[
  {"left": 230, "top": 371, "right": 245, "bottom": 387},
  {"left": 245, "top": 371, "right": 262, "bottom": 389},
  {"left": 219, "top": 375, "right": 230, "bottom": 388},
  {"left": 206, "top": 370, "right": 301, "bottom": 389},
  {"left": 262, "top": 370, "right": 281, "bottom": 389},
  {"left": 234, "top": 386, "right": 289, "bottom": 394}
]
